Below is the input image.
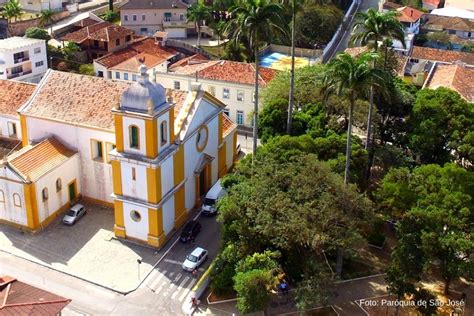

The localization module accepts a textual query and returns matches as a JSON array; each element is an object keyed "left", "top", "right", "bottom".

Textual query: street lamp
[{"left": 137, "top": 259, "right": 142, "bottom": 281}]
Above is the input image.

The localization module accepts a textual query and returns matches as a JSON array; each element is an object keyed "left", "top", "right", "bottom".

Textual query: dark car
[{"left": 180, "top": 221, "right": 201, "bottom": 242}]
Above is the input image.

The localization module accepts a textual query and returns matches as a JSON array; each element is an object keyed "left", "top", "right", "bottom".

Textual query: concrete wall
[
  {"left": 7, "top": 11, "right": 70, "bottom": 36},
  {"left": 25, "top": 117, "right": 115, "bottom": 204},
  {"left": 0, "top": 115, "right": 22, "bottom": 140},
  {"left": 121, "top": 8, "right": 187, "bottom": 35},
  {"left": 20, "top": 0, "right": 62, "bottom": 12},
  {"left": 0, "top": 169, "right": 27, "bottom": 226},
  {"left": 35, "top": 154, "right": 81, "bottom": 222}
]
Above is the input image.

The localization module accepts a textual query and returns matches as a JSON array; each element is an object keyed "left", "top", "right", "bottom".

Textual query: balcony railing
[
  {"left": 14, "top": 56, "right": 30, "bottom": 64},
  {"left": 163, "top": 20, "right": 193, "bottom": 27},
  {"left": 7, "top": 70, "right": 32, "bottom": 79}
]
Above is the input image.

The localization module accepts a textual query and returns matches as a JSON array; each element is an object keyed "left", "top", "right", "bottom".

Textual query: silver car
[
  {"left": 182, "top": 247, "right": 208, "bottom": 272},
  {"left": 62, "top": 204, "right": 86, "bottom": 225}
]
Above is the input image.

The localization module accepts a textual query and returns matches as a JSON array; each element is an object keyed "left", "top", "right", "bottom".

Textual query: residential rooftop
[
  {"left": 8, "top": 138, "right": 77, "bottom": 182},
  {"left": 396, "top": 6, "right": 424, "bottom": 23},
  {"left": 0, "top": 80, "right": 36, "bottom": 117},
  {"left": 61, "top": 21, "right": 134, "bottom": 44},
  {"left": 170, "top": 59, "right": 277, "bottom": 86},
  {"left": 422, "top": 0, "right": 441, "bottom": 7},
  {"left": 422, "top": 14, "right": 474, "bottom": 32},
  {"left": 411, "top": 46, "right": 474, "bottom": 65},
  {"left": 121, "top": 0, "right": 188, "bottom": 10},
  {"left": 95, "top": 37, "right": 179, "bottom": 70},
  {"left": 424, "top": 62, "right": 474, "bottom": 102},
  {"left": 0, "top": 276, "right": 70, "bottom": 314},
  {"left": 444, "top": 0, "right": 474, "bottom": 11},
  {"left": 0, "top": 37, "right": 45, "bottom": 50}
]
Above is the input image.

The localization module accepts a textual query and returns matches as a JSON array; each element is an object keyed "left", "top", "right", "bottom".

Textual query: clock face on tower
[{"left": 196, "top": 126, "right": 208, "bottom": 152}]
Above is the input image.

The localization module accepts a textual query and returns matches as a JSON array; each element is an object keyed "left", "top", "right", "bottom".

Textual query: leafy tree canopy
[
  {"left": 408, "top": 88, "right": 474, "bottom": 167},
  {"left": 25, "top": 27, "right": 50, "bottom": 40}
]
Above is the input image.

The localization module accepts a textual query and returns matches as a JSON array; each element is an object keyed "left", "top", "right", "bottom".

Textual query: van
[{"left": 201, "top": 180, "right": 226, "bottom": 216}]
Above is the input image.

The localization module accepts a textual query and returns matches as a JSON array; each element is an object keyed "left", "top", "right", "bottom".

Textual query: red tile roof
[
  {"left": 169, "top": 53, "right": 209, "bottom": 69},
  {"left": 22, "top": 70, "right": 190, "bottom": 131},
  {"left": 9, "top": 138, "right": 77, "bottom": 181},
  {"left": 396, "top": 6, "right": 424, "bottom": 23},
  {"left": 22, "top": 70, "right": 131, "bottom": 130},
  {"left": 174, "top": 60, "right": 277, "bottom": 86},
  {"left": 96, "top": 37, "right": 178, "bottom": 69},
  {"left": 222, "top": 113, "right": 236, "bottom": 138},
  {"left": 0, "top": 276, "right": 70, "bottom": 314},
  {"left": 73, "top": 17, "right": 99, "bottom": 28},
  {"left": 62, "top": 21, "right": 133, "bottom": 43},
  {"left": 411, "top": 46, "right": 474, "bottom": 65},
  {"left": 423, "top": 0, "right": 441, "bottom": 6},
  {"left": 425, "top": 63, "right": 474, "bottom": 102},
  {"left": 0, "top": 80, "right": 36, "bottom": 116}
]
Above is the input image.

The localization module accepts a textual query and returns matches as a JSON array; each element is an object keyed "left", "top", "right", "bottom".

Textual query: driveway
[{"left": 0, "top": 202, "right": 159, "bottom": 293}]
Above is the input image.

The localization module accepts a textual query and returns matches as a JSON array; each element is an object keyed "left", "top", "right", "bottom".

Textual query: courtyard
[{"left": 0, "top": 203, "right": 161, "bottom": 293}]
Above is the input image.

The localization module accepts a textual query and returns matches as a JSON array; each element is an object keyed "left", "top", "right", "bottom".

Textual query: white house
[
  {"left": 389, "top": 6, "right": 424, "bottom": 55},
  {"left": 0, "top": 37, "right": 48, "bottom": 84},
  {"left": 19, "top": 0, "right": 62, "bottom": 12}
]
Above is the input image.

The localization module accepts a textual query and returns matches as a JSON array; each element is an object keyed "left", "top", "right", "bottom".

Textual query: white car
[
  {"left": 182, "top": 247, "right": 208, "bottom": 272},
  {"left": 62, "top": 204, "right": 86, "bottom": 225}
]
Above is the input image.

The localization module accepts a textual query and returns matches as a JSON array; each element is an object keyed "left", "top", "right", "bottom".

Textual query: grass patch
[{"left": 200, "top": 44, "right": 226, "bottom": 58}]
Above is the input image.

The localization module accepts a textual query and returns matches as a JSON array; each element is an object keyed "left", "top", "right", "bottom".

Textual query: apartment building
[
  {"left": 120, "top": 0, "right": 193, "bottom": 38},
  {"left": 0, "top": 37, "right": 47, "bottom": 83}
]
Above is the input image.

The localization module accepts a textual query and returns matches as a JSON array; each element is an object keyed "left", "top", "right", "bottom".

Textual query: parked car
[
  {"left": 62, "top": 204, "right": 86, "bottom": 225},
  {"left": 180, "top": 220, "right": 201, "bottom": 242},
  {"left": 201, "top": 180, "right": 227, "bottom": 216},
  {"left": 182, "top": 247, "right": 208, "bottom": 272}
]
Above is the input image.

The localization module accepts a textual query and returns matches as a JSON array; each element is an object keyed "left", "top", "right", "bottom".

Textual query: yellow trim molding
[
  {"left": 147, "top": 207, "right": 166, "bottom": 247},
  {"left": 218, "top": 142, "right": 227, "bottom": 178},
  {"left": 147, "top": 167, "right": 162, "bottom": 204},
  {"left": 173, "top": 144, "right": 184, "bottom": 186},
  {"left": 174, "top": 187, "right": 187, "bottom": 229},
  {"left": 218, "top": 112, "right": 223, "bottom": 145},
  {"left": 111, "top": 160, "right": 123, "bottom": 195},
  {"left": 114, "top": 114, "right": 124, "bottom": 152},
  {"left": 20, "top": 115, "right": 28, "bottom": 147},
  {"left": 23, "top": 183, "right": 39, "bottom": 230},
  {"left": 145, "top": 119, "right": 158, "bottom": 158},
  {"left": 233, "top": 131, "right": 238, "bottom": 161},
  {"left": 169, "top": 108, "right": 175, "bottom": 143},
  {"left": 114, "top": 200, "right": 126, "bottom": 238}
]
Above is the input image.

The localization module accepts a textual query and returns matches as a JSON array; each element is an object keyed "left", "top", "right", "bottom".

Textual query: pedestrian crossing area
[{"left": 141, "top": 268, "right": 198, "bottom": 302}]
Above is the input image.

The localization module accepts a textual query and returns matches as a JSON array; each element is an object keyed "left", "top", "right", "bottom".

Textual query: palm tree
[
  {"left": 187, "top": 2, "right": 211, "bottom": 47},
  {"left": 209, "top": 20, "right": 226, "bottom": 54},
  {"left": 349, "top": 8, "right": 405, "bottom": 185},
  {"left": 225, "top": 0, "right": 287, "bottom": 161},
  {"left": 322, "top": 52, "right": 387, "bottom": 276},
  {"left": 39, "top": 8, "right": 54, "bottom": 38},
  {"left": 3, "top": 0, "right": 23, "bottom": 35}
]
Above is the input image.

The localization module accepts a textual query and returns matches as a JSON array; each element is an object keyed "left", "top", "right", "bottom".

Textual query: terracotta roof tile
[
  {"left": 396, "top": 6, "right": 424, "bottom": 23},
  {"left": 61, "top": 22, "right": 133, "bottom": 43},
  {"left": 22, "top": 70, "right": 188, "bottom": 131},
  {"left": 172, "top": 60, "right": 277, "bottom": 86},
  {"left": 23, "top": 70, "right": 130, "bottom": 130},
  {"left": 169, "top": 53, "right": 209, "bottom": 69},
  {"left": 222, "top": 113, "right": 236, "bottom": 138},
  {"left": 73, "top": 17, "right": 99, "bottom": 28},
  {"left": 8, "top": 138, "right": 76, "bottom": 181},
  {"left": 411, "top": 46, "right": 474, "bottom": 65},
  {"left": 423, "top": 0, "right": 441, "bottom": 6},
  {"left": 0, "top": 276, "right": 70, "bottom": 314},
  {"left": 96, "top": 37, "right": 178, "bottom": 69},
  {"left": 422, "top": 14, "right": 474, "bottom": 32},
  {"left": 425, "top": 63, "right": 474, "bottom": 102},
  {"left": 0, "top": 80, "right": 36, "bottom": 116}
]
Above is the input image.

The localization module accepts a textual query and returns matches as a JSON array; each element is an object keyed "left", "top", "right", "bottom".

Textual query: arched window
[
  {"left": 129, "top": 125, "right": 140, "bottom": 149},
  {"left": 160, "top": 121, "right": 167, "bottom": 146},
  {"left": 13, "top": 193, "right": 21, "bottom": 207},
  {"left": 42, "top": 188, "right": 48, "bottom": 201},
  {"left": 56, "top": 178, "right": 62, "bottom": 192},
  {"left": 0, "top": 190, "right": 4, "bottom": 203}
]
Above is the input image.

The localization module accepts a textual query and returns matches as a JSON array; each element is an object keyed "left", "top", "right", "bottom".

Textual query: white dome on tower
[{"left": 120, "top": 64, "right": 167, "bottom": 114}]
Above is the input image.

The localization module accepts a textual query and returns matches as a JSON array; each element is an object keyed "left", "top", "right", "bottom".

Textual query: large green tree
[
  {"left": 408, "top": 88, "right": 474, "bottom": 167},
  {"left": 3, "top": 0, "right": 23, "bottom": 35},
  {"left": 225, "top": 0, "right": 287, "bottom": 161},
  {"left": 378, "top": 164, "right": 474, "bottom": 295}
]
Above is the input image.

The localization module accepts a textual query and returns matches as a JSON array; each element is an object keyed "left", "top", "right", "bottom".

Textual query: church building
[{"left": 0, "top": 67, "right": 237, "bottom": 248}]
